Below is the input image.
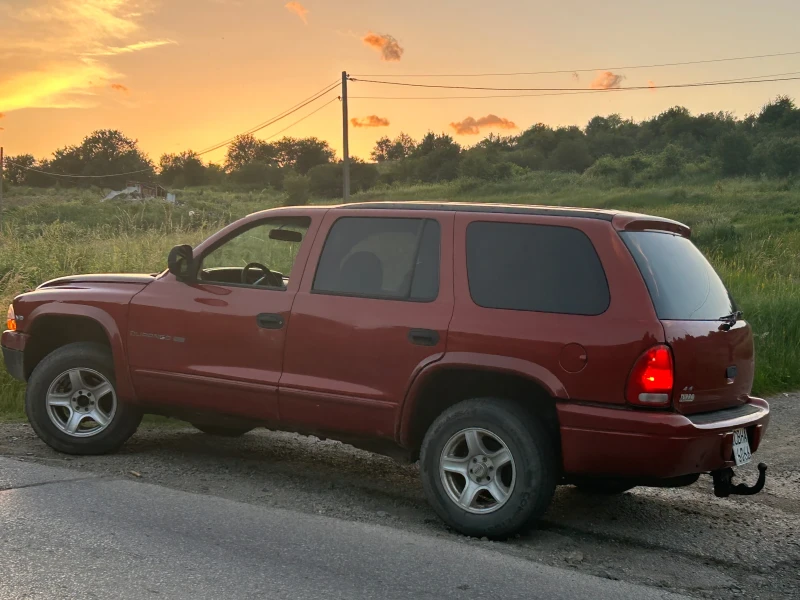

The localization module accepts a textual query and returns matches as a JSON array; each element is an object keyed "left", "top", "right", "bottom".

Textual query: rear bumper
[
  {"left": 1, "top": 330, "right": 29, "bottom": 382},
  {"left": 558, "top": 397, "right": 770, "bottom": 479}
]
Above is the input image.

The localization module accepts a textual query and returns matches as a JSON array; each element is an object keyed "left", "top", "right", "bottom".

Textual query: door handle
[
  {"left": 408, "top": 328, "right": 439, "bottom": 347},
  {"left": 257, "top": 313, "right": 285, "bottom": 329}
]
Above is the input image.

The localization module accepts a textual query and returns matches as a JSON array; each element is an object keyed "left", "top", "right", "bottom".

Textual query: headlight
[{"left": 6, "top": 304, "right": 16, "bottom": 331}]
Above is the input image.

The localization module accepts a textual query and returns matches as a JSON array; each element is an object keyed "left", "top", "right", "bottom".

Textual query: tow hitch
[{"left": 712, "top": 463, "right": 767, "bottom": 497}]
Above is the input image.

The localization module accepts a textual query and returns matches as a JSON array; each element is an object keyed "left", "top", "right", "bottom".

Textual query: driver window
[{"left": 200, "top": 217, "right": 311, "bottom": 288}]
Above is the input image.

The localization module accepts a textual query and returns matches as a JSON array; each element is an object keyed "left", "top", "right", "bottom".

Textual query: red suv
[{"left": 2, "top": 202, "right": 770, "bottom": 537}]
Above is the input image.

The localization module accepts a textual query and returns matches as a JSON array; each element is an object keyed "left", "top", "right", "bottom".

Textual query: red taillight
[{"left": 626, "top": 345, "right": 674, "bottom": 407}]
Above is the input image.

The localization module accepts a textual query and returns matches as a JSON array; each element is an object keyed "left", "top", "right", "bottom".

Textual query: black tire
[
  {"left": 191, "top": 423, "right": 253, "bottom": 437},
  {"left": 572, "top": 479, "right": 636, "bottom": 495},
  {"left": 420, "top": 398, "right": 558, "bottom": 538},
  {"left": 25, "top": 342, "right": 142, "bottom": 455}
]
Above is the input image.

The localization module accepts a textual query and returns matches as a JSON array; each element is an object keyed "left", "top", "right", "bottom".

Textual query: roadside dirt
[{"left": 2, "top": 395, "right": 798, "bottom": 599}]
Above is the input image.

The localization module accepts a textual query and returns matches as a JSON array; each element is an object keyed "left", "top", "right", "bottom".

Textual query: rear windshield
[{"left": 621, "top": 231, "right": 736, "bottom": 321}]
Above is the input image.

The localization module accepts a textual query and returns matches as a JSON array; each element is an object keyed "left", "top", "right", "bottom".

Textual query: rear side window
[
  {"left": 313, "top": 217, "right": 440, "bottom": 301},
  {"left": 466, "top": 221, "right": 610, "bottom": 315},
  {"left": 621, "top": 231, "right": 735, "bottom": 320}
]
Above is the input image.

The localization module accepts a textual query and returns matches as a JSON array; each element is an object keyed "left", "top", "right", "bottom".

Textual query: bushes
[
  {"left": 752, "top": 138, "right": 800, "bottom": 177},
  {"left": 547, "top": 139, "right": 594, "bottom": 173},
  {"left": 715, "top": 132, "right": 753, "bottom": 177},
  {"left": 308, "top": 162, "right": 379, "bottom": 198},
  {"left": 230, "top": 162, "right": 286, "bottom": 189},
  {"left": 459, "top": 149, "right": 513, "bottom": 182},
  {"left": 283, "top": 172, "right": 310, "bottom": 206}
]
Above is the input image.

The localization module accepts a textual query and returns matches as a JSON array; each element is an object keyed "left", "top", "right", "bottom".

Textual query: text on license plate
[{"left": 732, "top": 428, "right": 752, "bottom": 466}]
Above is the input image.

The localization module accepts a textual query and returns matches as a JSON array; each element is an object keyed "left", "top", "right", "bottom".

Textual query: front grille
[{"left": 687, "top": 403, "right": 762, "bottom": 425}]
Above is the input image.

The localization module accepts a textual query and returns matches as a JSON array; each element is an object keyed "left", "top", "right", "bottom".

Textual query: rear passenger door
[{"left": 279, "top": 210, "right": 454, "bottom": 439}]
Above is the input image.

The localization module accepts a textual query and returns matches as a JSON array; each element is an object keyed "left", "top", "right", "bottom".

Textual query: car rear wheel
[
  {"left": 420, "top": 398, "right": 557, "bottom": 538},
  {"left": 25, "top": 342, "right": 142, "bottom": 455},
  {"left": 191, "top": 423, "right": 253, "bottom": 437}
]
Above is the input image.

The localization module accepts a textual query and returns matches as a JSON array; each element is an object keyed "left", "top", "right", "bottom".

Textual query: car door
[
  {"left": 127, "top": 213, "right": 319, "bottom": 421},
  {"left": 279, "top": 209, "right": 455, "bottom": 439}
]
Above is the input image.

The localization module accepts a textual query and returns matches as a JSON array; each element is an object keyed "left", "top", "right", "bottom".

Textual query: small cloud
[
  {"left": 572, "top": 72, "right": 580, "bottom": 82},
  {"left": 84, "top": 39, "right": 178, "bottom": 57},
  {"left": 351, "top": 115, "right": 390, "bottom": 128},
  {"left": 450, "top": 114, "right": 517, "bottom": 135},
  {"left": 0, "top": 113, "right": 4, "bottom": 119},
  {"left": 285, "top": 1, "right": 309, "bottom": 24},
  {"left": 363, "top": 32, "right": 404, "bottom": 62},
  {"left": 590, "top": 71, "right": 625, "bottom": 90},
  {"left": 110, "top": 83, "right": 129, "bottom": 93},
  {"left": 648, "top": 80, "right": 656, "bottom": 92}
]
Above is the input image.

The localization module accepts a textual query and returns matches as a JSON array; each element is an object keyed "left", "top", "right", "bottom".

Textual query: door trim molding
[
  {"left": 133, "top": 369, "right": 278, "bottom": 394},
  {"left": 279, "top": 386, "right": 396, "bottom": 410}
]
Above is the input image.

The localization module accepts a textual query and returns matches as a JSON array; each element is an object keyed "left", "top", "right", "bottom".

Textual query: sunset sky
[{"left": 1, "top": 0, "right": 800, "bottom": 164}]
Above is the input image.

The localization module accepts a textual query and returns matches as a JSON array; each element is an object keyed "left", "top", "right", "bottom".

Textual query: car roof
[
  {"left": 338, "top": 201, "right": 635, "bottom": 222},
  {"left": 247, "top": 201, "right": 687, "bottom": 233}
]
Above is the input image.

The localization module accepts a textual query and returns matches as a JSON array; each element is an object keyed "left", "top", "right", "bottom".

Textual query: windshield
[{"left": 621, "top": 231, "right": 736, "bottom": 321}]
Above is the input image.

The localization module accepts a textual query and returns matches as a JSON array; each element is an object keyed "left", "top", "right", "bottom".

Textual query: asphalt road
[{"left": 0, "top": 457, "right": 686, "bottom": 600}]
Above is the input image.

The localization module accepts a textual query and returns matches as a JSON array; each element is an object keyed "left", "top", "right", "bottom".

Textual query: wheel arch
[
  {"left": 398, "top": 352, "right": 567, "bottom": 460},
  {"left": 23, "top": 305, "right": 135, "bottom": 400}
]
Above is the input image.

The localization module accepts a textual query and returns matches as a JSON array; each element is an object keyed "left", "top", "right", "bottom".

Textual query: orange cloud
[
  {"left": 363, "top": 33, "right": 404, "bottom": 62},
  {"left": 450, "top": 114, "right": 518, "bottom": 135},
  {"left": 0, "top": 1, "right": 175, "bottom": 112},
  {"left": 648, "top": 80, "right": 656, "bottom": 91},
  {"left": 110, "top": 83, "right": 129, "bottom": 93},
  {"left": 590, "top": 71, "right": 625, "bottom": 90},
  {"left": 351, "top": 115, "right": 390, "bottom": 128},
  {"left": 284, "top": 1, "right": 309, "bottom": 24},
  {"left": 0, "top": 113, "right": 4, "bottom": 119}
]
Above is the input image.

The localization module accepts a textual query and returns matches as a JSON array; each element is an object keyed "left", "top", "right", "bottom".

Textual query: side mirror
[{"left": 167, "top": 244, "right": 194, "bottom": 281}]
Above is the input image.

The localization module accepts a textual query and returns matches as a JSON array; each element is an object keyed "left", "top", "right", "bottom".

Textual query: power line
[
  {"left": 263, "top": 97, "right": 340, "bottom": 141},
  {"left": 4, "top": 161, "right": 152, "bottom": 179},
  {"left": 348, "top": 74, "right": 800, "bottom": 93},
  {"left": 350, "top": 71, "right": 800, "bottom": 100},
  {"left": 351, "top": 50, "right": 800, "bottom": 78},
  {"left": 195, "top": 80, "right": 340, "bottom": 157}
]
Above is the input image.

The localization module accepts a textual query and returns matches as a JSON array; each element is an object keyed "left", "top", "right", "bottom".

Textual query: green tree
[
  {"left": 371, "top": 137, "right": 393, "bottom": 162},
  {"left": 547, "top": 138, "right": 593, "bottom": 172},
  {"left": 757, "top": 96, "right": 800, "bottom": 131},
  {"left": 3, "top": 154, "right": 36, "bottom": 185},
  {"left": 49, "top": 130, "right": 155, "bottom": 188},
  {"left": 715, "top": 132, "right": 752, "bottom": 177},
  {"left": 224, "top": 133, "right": 278, "bottom": 173},
  {"left": 283, "top": 172, "right": 310, "bottom": 206},
  {"left": 273, "top": 137, "right": 335, "bottom": 174},
  {"left": 159, "top": 151, "right": 207, "bottom": 187}
]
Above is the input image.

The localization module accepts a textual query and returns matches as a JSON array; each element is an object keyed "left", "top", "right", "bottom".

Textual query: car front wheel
[
  {"left": 420, "top": 398, "right": 557, "bottom": 538},
  {"left": 25, "top": 342, "right": 142, "bottom": 455}
]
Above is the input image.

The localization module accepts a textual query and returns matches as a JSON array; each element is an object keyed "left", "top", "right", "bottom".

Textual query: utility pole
[
  {"left": 0, "top": 146, "right": 4, "bottom": 229},
  {"left": 341, "top": 71, "right": 350, "bottom": 201}
]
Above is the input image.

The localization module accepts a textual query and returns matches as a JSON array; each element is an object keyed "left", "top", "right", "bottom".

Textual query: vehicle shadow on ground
[{"left": 83, "top": 427, "right": 797, "bottom": 570}]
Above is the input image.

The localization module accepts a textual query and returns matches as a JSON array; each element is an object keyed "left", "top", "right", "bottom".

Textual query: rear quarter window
[
  {"left": 466, "top": 221, "right": 610, "bottom": 315},
  {"left": 621, "top": 231, "right": 736, "bottom": 320}
]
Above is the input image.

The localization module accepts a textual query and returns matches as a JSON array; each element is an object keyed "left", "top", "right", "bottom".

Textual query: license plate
[{"left": 732, "top": 428, "right": 752, "bottom": 466}]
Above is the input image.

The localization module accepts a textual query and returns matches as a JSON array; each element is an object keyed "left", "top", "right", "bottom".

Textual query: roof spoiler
[{"left": 612, "top": 213, "right": 691, "bottom": 238}]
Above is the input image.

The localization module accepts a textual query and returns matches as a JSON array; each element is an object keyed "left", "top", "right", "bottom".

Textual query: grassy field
[{"left": 1, "top": 173, "right": 798, "bottom": 419}]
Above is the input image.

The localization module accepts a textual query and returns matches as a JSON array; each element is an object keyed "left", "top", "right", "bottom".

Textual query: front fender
[
  {"left": 396, "top": 352, "right": 568, "bottom": 446},
  {"left": 24, "top": 303, "right": 136, "bottom": 401}
]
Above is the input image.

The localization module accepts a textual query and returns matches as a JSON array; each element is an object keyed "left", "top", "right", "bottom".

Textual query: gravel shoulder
[{"left": 2, "top": 394, "right": 798, "bottom": 599}]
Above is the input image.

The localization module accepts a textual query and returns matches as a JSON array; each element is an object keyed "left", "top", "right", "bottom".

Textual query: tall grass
[{"left": 1, "top": 176, "right": 798, "bottom": 419}]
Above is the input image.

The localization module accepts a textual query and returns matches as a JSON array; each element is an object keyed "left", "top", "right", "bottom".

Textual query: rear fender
[{"left": 396, "top": 351, "right": 568, "bottom": 446}]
